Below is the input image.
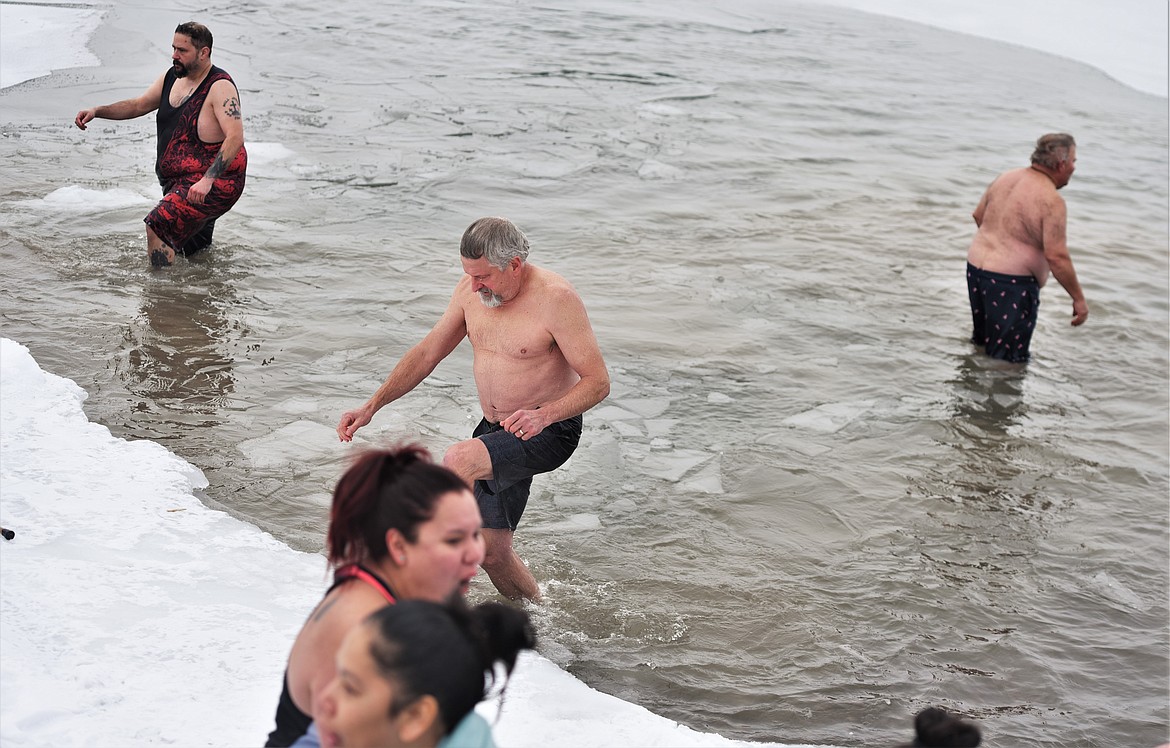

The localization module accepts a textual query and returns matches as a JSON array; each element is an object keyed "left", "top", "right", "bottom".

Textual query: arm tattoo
[
  {"left": 206, "top": 151, "right": 227, "bottom": 181},
  {"left": 203, "top": 93, "right": 241, "bottom": 182},
  {"left": 223, "top": 96, "right": 241, "bottom": 119}
]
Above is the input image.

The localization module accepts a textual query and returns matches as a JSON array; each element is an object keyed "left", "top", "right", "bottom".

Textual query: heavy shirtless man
[
  {"left": 965, "top": 133, "right": 1087, "bottom": 363},
  {"left": 75, "top": 22, "right": 246, "bottom": 267},
  {"left": 337, "top": 217, "right": 610, "bottom": 601}
]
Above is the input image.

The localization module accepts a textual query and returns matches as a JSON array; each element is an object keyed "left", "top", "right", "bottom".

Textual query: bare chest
[
  {"left": 465, "top": 302, "right": 557, "bottom": 361},
  {"left": 169, "top": 80, "right": 204, "bottom": 109}
]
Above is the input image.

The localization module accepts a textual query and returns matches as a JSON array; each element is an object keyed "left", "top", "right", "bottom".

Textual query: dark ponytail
[
  {"left": 364, "top": 597, "right": 537, "bottom": 733},
  {"left": 326, "top": 444, "right": 469, "bottom": 568}
]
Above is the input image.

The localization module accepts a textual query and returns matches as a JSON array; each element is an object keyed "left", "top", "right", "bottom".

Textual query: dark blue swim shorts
[
  {"left": 471, "top": 414, "right": 583, "bottom": 531},
  {"left": 966, "top": 263, "right": 1040, "bottom": 364}
]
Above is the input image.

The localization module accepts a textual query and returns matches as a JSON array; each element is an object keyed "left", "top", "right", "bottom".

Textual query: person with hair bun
[
  {"left": 265, "top": 445, "right": 486, "bottom": 747},
  {"left": 898, "top": 706, "right": 982, "bottom": 747},
  {"left": 306, "top": 597, "right": 536, "bottom": 748}
]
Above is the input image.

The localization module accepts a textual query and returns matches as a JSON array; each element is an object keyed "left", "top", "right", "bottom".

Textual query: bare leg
[
  {"left": 444, "top": 438, "right": 541, "bottom": 602},
  {"left": 482, "top": 528, "right": 541, "bottom": 602},
  {"left": 146, "top": 225, "right": 175, "bottom": 267}
]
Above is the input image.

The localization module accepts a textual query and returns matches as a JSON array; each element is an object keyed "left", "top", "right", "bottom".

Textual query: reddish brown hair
[{"left": 326, "top": 445, "right": 469, "bottom": 568}]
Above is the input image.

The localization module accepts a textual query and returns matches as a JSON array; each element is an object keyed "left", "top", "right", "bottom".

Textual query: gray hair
[
  {"left": 1030, "top": 133, "right": 1076, "bottom": 170},
  {"left": 459, "top": 217, "right": 530, "bottom": 270}
]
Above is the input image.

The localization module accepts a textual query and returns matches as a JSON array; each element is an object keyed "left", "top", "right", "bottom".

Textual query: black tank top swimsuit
[{"left": 263, "top": 564, "right": 396, "bottom": 747}]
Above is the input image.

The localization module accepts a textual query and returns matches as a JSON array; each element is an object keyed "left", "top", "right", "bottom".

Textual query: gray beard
[{"left": 478, "top": 289, "right": 503, "bottom": 308}]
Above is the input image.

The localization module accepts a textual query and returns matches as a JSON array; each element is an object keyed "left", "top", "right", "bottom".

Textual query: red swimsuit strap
[{"left": 334, "top": 563, "right": 396, "bottom": 604}]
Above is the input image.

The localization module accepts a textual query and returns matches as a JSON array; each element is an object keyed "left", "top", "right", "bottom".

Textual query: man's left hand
[
  {"left": 503, "top": 409, "right": 549, "bottom": 441},
  {"left": 188, "top": 177, "right": 213, "bottom": 205}
]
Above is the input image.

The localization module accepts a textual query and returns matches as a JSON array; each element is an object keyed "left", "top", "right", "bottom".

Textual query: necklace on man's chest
[{"left": 175, "top": 71, "right": 208, "bottom": 106}]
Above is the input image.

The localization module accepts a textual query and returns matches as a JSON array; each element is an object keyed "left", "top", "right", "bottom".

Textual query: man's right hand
[
  {"left": 337, "top": 407, "right": 372, "bottom": 442},
  {"left": 74, "top": 109, "right": 96, "bottom": 130}
]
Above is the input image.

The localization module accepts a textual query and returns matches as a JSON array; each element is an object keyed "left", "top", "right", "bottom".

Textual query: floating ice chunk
[
  {"left": 707, "top": 392, "right": 733, "bottom": 404},
  {"left": 680, "top": 470, "right": 723, "bottom": 495},
  {"left": 244, "top": 142, "right": 296, "bottom": 164},
  {"left": 607, "top": 498, "right": 638, "bottom": 514},
  {"left": 783, "top": 401, "right": 873, "bottom": 434},
  {"left": 644, "top": 419, "right": 677, "bottom": 438},
  {"left": 1090, "top": 570, "right": 1150, "bottom": 612},
  {"left": 616, "top": 397, "right": 671, "bottom": 418},
  {"left": 593, "top": 404, "right": 641, "bottom": 421},
  {"left": 237, "top": 419, "right": 336, "bottom": 469},
  {"left": 788, "top": 440, "right": 833, "bottom": 457},
  {"left": 19, "top": 185, "right": 152, "bottom": 213},
  {"left": 638, "top": 449, "right": 712, "bottom": 482},
  {"left": 543, "top": 513, "right": 602, "bottom": 533},
  {"left": 552, "top": 494, "right": 596, "bottom": 512},
  {"left": 272, "top": 397, "right": 321, "bottom": 415},
  {"left": 610, "top": 420, "right": 644, "bottom": 438},
  {"left": 637, "top": 159, "right": 684, "bottom": 180},
  {"left": 756, "top": 428, "right": 832, "bottom": 456}
]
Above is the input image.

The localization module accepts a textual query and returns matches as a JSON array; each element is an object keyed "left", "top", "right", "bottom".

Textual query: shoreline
[
  {"left": 2, "top": 1, "right": 1166, "bottom": 96},
  {"left": 2, "top": 2, "right": 1166, "bottom": 746},
  {"left": 0, "top": 337, "right": 812, "bottom": 747}
]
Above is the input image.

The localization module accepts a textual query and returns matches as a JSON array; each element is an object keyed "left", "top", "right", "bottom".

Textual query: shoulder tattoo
[{"left": 223, "top": 96, "right": 241, "bottom": 119}]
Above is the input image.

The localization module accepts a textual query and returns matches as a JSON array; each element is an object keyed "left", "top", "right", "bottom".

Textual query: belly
[{"left": 473, "top": 354, "right": 579, "bottom": 420}]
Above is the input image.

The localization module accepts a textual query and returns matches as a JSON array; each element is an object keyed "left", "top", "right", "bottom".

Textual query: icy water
[{"left": 1, "top": 1, "right": 1167, "bottom": 745}]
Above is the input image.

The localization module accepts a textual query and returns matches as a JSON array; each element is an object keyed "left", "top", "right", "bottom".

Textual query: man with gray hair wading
[
  {"left": 965, "top": 133, "right": 1088, "bottom": 363},
  {"left": 337, "top": 217, "right": 610, "bottom": 602}
]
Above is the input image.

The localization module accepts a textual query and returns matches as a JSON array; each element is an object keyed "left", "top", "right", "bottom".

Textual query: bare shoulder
[
  {"left": 313, "top": 584, "right": 385, "bottom": 638},
  {"left": 209, "top": 76, "right": 239, "bottom": 93},
  {"left": 996, "top": 167, "right": 1032, "bottom": 189},
  {"left": 208, "top": 77, "right": 241, "bottom": 105},
  {"left": 453, "top": 272, "right": 475, "bottom": 300},
  {"left": 994, "top": 168, "right": 1058, "bottom": 205},
  {"left": 531, "top": 264, "right": 582, "bottom": 301}
]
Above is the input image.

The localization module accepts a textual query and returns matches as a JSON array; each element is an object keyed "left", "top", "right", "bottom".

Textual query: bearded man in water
[
  {"left": 75, "top": 21, "right": 247, "bottom": 267},
  {"left": 337, "top": 217, "right": 610, "bottom": 602},
  {"left": 965, "top": 133, "right": 1088, "bottom": 363}
]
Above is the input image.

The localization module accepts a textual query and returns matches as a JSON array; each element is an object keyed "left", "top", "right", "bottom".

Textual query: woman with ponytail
[
  {"left": 311, "top": 596, "right": 536, "bottom": 748},
  {"left": 266, "top": 445, "right": 486, "bottom": 747}
]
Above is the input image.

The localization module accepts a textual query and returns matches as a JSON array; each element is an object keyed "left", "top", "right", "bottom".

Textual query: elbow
[
  {"left": 596, "top": 374, "right": 611, "bottom": 403},
  {"left": 1044, "top": 250, "right": 1072, "bottom": 270}
]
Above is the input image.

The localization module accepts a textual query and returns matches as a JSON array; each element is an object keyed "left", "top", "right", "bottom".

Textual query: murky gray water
[{"left": 2, "top": 1, "right": 1167, "bottom": 745}]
